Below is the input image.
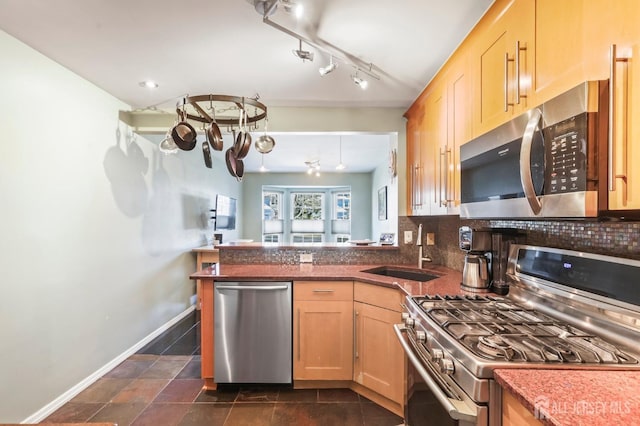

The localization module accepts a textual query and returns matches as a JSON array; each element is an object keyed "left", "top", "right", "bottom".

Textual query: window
[
  {"left": 291, "top": 193, "right": 324, "bottom": 220},
  {"left": 292, "top": 234, "right": 323, "bottom": 243},
  {"left": 263, "top": 191, "right": 282, "bottom": 220},
  {"left": 333, "top": 192, "right": 351, "bottom": 220},
  {"left": 263, "top": 234, "right": 280, "bottom": 243},
  {"left": 335, "top": 235, "right": 350, "bottom": 243}
]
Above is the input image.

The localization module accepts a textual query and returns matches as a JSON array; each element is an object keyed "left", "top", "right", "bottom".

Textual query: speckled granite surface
[
  {"left": 495, "top": 369, "right": 640, "bottom": 426},
  {"left": 190, "top": 263, "right": 468, "bottom": 297}
]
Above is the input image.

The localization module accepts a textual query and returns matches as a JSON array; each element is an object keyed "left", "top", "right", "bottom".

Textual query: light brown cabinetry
[
  {"left": 406, "top": 104, "right": 429, "bottom": 216},
  {"left": 472, "top": 0, "right": 535, "bottom": 136},
  {"left": 353, "top": 282, "right": 405, "bottom": 416},
  {"left": 502, "top": 389, "right": 542, "bottom": 426},
  {"left": 582, "top": 0, "right": 640, "bottom": 211},
  {"left": 293, "top": 281, "right": 353, "bottom": 381}
]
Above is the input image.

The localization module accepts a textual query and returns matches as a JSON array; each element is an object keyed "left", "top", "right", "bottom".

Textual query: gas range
[{"left": 395, "top": 245, "right": 640, "bottom": 426}]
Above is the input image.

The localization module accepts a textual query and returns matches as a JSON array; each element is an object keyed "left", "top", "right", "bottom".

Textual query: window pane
[
  {"left": 292, "top": 193, "right": 324, "bottom": 220},
  {"left": 333, "top": 192, "right": 351, "bottom": 220},
  {"left": 263, "top": 191, "right": 281, "bottom": 220}
]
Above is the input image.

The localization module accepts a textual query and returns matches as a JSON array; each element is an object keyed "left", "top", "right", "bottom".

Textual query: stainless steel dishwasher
[{"left": 214, "top": 281, "right": 292, "bottom": 384}]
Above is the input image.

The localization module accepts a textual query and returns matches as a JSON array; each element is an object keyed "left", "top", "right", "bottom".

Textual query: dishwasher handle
[{"left": 216, "top": 285, "right": 290, "bottom": 291}]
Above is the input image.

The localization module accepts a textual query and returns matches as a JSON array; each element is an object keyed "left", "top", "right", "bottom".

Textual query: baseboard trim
[{"left": 22, "top": 305, "right": 196, "bottom": 423}]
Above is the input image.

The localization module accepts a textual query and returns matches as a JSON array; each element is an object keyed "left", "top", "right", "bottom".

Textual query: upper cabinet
[
  {"left": 406, "top": 0, "right": 640, "bottom": 215},
  {"left": 405, "top": 103, "right": 429, "bottom": 216},
  {"left": 472, "top": 0, "right": 535, "bottom": 136}
]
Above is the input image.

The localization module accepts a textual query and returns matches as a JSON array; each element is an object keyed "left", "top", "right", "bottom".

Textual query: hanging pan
[
  {"left": 233, "top": 106, "right": 251, "bottom": 160},
  {"left": 255, "top": 118, "right": 275, "bottom": 154},
  {"left": 171, "top": 106, "right": 197, "bottom": 151},
  {"left": 206, "top": 95, "right": 223, "bottom": 151}
]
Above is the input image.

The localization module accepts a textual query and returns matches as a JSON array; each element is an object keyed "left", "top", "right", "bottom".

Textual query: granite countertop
[
  {"left": 495, "top": 369, "right": 640, "bottom": 425},
  {"left": 190, "top": 263, "right": 467, "bottom": 297}
]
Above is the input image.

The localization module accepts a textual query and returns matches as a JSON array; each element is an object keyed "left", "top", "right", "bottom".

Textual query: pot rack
[{"left": 175, "top": 94, "right": 268, "bottom": 130}]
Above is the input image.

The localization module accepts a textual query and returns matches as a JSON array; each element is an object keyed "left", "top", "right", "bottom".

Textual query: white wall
[
  {"left": 0, "top": 31, "right": 241, "bottom": 422},
  {"left": 371, "top": 135, "right": 399, "bottom": 241}
]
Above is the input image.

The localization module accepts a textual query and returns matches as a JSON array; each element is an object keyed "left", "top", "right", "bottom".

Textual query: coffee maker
[
  {"left": 489, "top": 228, "right": 525, "bottom": 295},
  {"left": 459, "top": 226, "right": 492, "bottom": 292}
]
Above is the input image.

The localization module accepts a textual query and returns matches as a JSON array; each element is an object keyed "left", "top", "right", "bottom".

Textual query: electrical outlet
[
  {"left": 404, "top": 230, "right": 413, "bottom": 244},
  {"left": 426, "top": 233, "right": 435, "bottom": 246},
  {"left": 300, "top": 253, "right": 313, "bottom": 263}
]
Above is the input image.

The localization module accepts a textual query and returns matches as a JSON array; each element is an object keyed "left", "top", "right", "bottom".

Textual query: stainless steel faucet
[{"left": 417, "top": 223, "right": 432, "bottom": 268}]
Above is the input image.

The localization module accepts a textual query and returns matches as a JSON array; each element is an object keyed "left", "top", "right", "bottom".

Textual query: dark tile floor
[{"left": 42, "top": 310, "right": 404, "bottom": 425}]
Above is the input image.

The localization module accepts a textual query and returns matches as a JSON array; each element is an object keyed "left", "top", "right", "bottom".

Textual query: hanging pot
[
  {"left": 225, "top": 147, "right": 238, "bottom": 179},
  {"left": 171, "top": 108, "right": 197, "bottom": 151},
  {"left": 202, "top": 140, "right": 212, "bottom": 168},
  {"left": 233, "top": 107, "right": 251, "bottom": 160},
  {"left": 255, "top": 134, "right": 275, "bottom": 154},
  {"left": 206, "top": 96, "right": 223, "bottom": 151},
  {"left": 235, "top": 158, "right": 244, "bottom": 181}
]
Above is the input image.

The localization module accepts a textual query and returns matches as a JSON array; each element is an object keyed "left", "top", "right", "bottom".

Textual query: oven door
[{"left": 394, "top": 324, "right": 487, "bottom": 426}]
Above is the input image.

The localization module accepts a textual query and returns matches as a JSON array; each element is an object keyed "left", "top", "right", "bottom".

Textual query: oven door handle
[{"left": 393, "top": 324, "right": 478, "bottom": 423}]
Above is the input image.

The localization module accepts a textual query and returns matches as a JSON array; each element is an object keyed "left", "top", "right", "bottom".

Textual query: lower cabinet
[
  {"left": 293, "top": 281, "right": 354, "bottom": 381},
  {"left": 502, "top": 389, "right": 542, "bottom": 426},
  {"left": 353, "top": 281, "right": 406, "bottom": 416}
]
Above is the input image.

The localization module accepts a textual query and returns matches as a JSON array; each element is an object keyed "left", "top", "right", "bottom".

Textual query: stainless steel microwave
[{"left": 460, "top": 80, "right": 608, "bottom": 219}]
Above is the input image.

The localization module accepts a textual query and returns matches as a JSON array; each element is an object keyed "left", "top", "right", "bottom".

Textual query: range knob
[
  {"left": 405, "top": 317, "right": 415, "bottom": 328},
  {"left": 440, "top": 358, "right": 455, "bottom": 375},
  {"left": 401, "top": 312, "right": 410, "bottom": 320},
  {"left": 415, "top": 330, "right": 426, "bottom": 343},
  {"left": 432, "top": 348, "right": 444, "bottom": 361}
]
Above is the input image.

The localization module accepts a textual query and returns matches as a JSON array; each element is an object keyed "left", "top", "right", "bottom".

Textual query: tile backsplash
[{"left": 402, "top": 216, "right": 640, "bottom": 271}]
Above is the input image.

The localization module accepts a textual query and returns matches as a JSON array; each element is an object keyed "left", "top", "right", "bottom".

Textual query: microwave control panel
[{"left": 545, "top": 113, "right": 588, "bottom": 194}]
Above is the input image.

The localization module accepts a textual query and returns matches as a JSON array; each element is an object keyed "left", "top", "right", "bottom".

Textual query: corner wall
[{"left": 0, "top": 31, "right": 240, "bottom": 422}]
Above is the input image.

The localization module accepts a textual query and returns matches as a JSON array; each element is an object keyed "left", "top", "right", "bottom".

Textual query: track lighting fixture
[
  {"left": 351, "top": 70, "right": 368, "bottom": 90},
  {"left": 319, "top": 56, "right": 337, "bottom": 76},
  {"left": 305, "top": 160, "right": 321, "bottom": 176},
  {"left": 292, "top": 39, "right": 314, "bottom": 62}
]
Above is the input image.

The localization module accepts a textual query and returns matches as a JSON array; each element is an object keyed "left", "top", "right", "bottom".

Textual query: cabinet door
[
  {"left": 406, "top": 106, "right": 429, "bottom": 216},
  {"left": 294, "top": 300, "right": 353, "bottom": 381},
  {"left": 353, "top": 302, "right": 404, "bottom": 403},
  {"left": 533, "top": 0, "right": 585, "bottom": 103},
  {"left": 474, "top": 0, "right": 535, "bottom": 135},
  {"left": 608, "top": 41, "right": 640, "bottom": 210},
  {"left": 447, "top": 55, "right": 471, "bottom": 212},
  {"left": 427, "top": 81, "right": 449, "bottom": 216}
]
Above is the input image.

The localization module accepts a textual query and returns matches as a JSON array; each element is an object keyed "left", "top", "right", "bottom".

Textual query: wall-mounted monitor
[{"left": 215, "top": 195, "right": 237, "bottom": 230}]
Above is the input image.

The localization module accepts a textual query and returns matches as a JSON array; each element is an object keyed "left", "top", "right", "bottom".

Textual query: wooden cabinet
[
  {"left": 502, "top": 389, "right": 542, "bottom": 426},
  {"left": 533, "top": 0, "right": 585, "bottom": 102},
  {"left": 353, "top": 282, "right": 405, "bottom": 416},
  {"left": 406, "top": 104, "right": 429, "bottom": 216},
  {"left": 293, "top": 281, "right": 353, "bottom": 381},
  {"left": 472, "top": 0, "right": 535, "bottom": 136},
  {"left": 582, "top": 0, "right": 640, "bottom": 211}
]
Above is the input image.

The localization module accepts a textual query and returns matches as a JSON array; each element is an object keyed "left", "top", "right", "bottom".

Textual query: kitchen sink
[{"left": 361, "top": 266, "right": 439, "bottom": 282}]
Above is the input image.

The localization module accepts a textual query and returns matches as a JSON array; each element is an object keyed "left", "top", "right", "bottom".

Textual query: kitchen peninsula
[{"left": 191, "top": 261, "right": 462, "bottom": 417}]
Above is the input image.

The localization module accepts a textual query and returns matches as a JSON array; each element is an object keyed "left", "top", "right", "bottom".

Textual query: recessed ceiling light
[{"left": 139, "top": 80, "right": 159, "bottom": 89}]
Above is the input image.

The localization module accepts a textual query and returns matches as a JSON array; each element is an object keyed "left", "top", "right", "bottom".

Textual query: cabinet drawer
[
  {"left": 354, "top": 282, "right": 403, "bottom": 312},
  {"left": 294, "top": 281, "right": 353, "bottom": 301},
  {"left": 199, "top": 251, "right": 219, "bottom": 264}
]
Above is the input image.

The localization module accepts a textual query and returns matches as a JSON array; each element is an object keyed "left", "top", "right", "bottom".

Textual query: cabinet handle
[
  {"left": 354, "top": 310, "right": 359, "bottom": 360},
  {"left": 297, "top": 308, "right": 301, "bottom": 361},
  {"left": 609, "top": 44, "right": 629, "bottom": 194},
  {"left": 312, "top": 289, "right": 335, "bottom": 293},
  {"left": 515, "top": 41, "right": 527, "bottom": 104},
  {"left": 445, "top": 147, "right": 454, "bottom": 204},
  {"left": 504, "top": 52, "right": 515, "bottom": 112},
  {"left": 439, "top": 148, "right": 446, "bottom": 206}
]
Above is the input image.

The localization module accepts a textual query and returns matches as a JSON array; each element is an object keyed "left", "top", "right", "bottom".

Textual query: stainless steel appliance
[
  {"left": 459, "top": 227, "right": 492, "bottom": 292},
  {"left": 214, "top": 281, "right": 292, "bottom": 384},
  {"left": 460, "top": 80, "right": 608, "bottom": 218},
  {"left": 395, "top": 245, "right": 640, "bottom": 425}
]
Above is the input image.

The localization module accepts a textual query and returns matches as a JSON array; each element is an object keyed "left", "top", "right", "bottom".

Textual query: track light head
[
  {"left": 351, "top": 73, "right": 368, "bottom": 90},
  {"left": 319, "top": 56, "right": 337, "bottom": 76},
  {"left": 293, "top": 39, "right": 314, "bottom": 62}
]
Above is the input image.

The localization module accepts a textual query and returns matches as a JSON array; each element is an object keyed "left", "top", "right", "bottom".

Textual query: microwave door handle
[{"left": 520, "top": 108, "right": 543, "bottom": 215}]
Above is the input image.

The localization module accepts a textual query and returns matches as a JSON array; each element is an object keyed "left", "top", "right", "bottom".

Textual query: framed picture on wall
[{"left": 378, "top": 186, "right": 387, "bottom": 221}]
